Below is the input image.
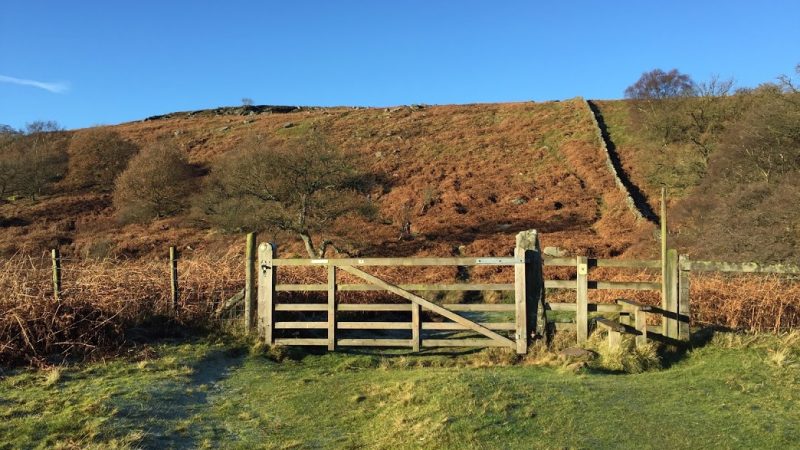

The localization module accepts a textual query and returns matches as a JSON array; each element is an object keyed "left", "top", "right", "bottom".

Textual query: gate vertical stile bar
[
  {"left": 257, "top": 243, "right": 276, "bottom": 343},
  {"left": 576, "top": 256, "right": 589, "bottom": 344},
  {"left": 327, "top": 264, "right": 336, "bottom": 351},
  {"left": 412, "top": 303, "right": 421, "bottom": 352}
]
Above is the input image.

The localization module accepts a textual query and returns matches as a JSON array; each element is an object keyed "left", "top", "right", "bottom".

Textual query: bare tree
[
  {"left": 684, "top": 75, "right": 737, "bottom": 164},
  {"left": 113, "top": 142, "right": 194, "bottom": 223},
  {"left": 625, "top": 69, "right": 696, "bottom": 100},
  {"left": 67, "top": 128, "right": 139, "bottom": 191},
  {"left": 199, "top": 132, "right": 376, "bottom": 257},
  {"left": 9, "top": 121, "right": 69, "bottom": 200},
  {"left": 241, "top": 97, "right": 254, "bottom": 107}
]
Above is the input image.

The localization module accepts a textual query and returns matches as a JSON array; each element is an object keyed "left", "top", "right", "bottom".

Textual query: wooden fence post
[
  {"left": 660, "top": 186, "right": 668, "bottom": 336},
  {"left": 411, "top": 303, "right": 421, "bottom": 352},
  {"left": 244, "top": 232, "right": 257, "bottom": 332},
  {"left": 664, "top": 249, "right": 679, "bottom": 338},
  {"left": 51, "top": 248, "right": 61, "bottom": 302},
  {"left": 576, "top": 255, "right": 589, "bottom": 345},
  {"left": 678, "top": 254, "right": 691, "bottom": 341},
  {"left": 327, "top": 264, "right": 336, "bottom": 351},
  {"left": 515, "top": 230, "right": 545, "bottom": 354},
  {"left": 257, "top": 243, "right": 276, "bottom": 343},
  {"left": 169, "top": 246, "right": 179, "bottom": 314}
]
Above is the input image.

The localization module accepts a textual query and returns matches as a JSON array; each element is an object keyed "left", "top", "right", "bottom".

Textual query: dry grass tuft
[{"left": 0, "top": 251, "right": 242, "bottom": 366}]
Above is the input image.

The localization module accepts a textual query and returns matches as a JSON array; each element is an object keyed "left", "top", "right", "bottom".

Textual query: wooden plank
[
  {"left": 257, "top": 243, "right": 276, "bottom": 343},
  {"left": 274, "top": 321, "right": 328, "bottom": 329},
  {"left": 594, "top": 259, "right": 662, "bottom": 269},
  {"left": 422, "top": 339, "right": 511, "bottom": 348},
  {"left": 422, "top": 322, "right": 516, "bottom": 331},
  {"left": 337, "top": 339, "right": 413, "bottom": 347},
  {"left": 678, "top": 254, "right": 691, "bottom": 341},
  {"left": 547, "top": 302, "right": 577, "bottom": 311},
  {"left": 341, "top": 283, "right": 514, "bottom": 292},
  {"left": 684, "top": 260, "right": 800, "bottom": 274},
  {"left": 284, "top": 302, "right": 515, "bottom": 313},
  {"left": 327, "top": 265, "right": 336, "bottom": 351},
  {"left": 546, "top": 279, "right": 576, "bottom": 289},
  {"left": 596, "top": 281, "right": 661, "bottom": 291},
  {"left": 547, "top": 302, "right": 622, "bottom": 312},
  {"left": 545, "top": 258, "right": 660, "bottom": 269},
  {"left": 274, "top": 338, "right": 326, "bottom": 346},
  {"left": 276, "top": 284, "right": 327, "bottom": 292},
  {"left": 543, "top": 257, "right": 575, "bottom": 267},
  {"left": 412, "top": 303, "right": 421, "bottom": 351},
  {"left": 337, "top": 322, "right": 411, "bottom": 330},
  {"left": 339, "top": 266, "right": 515, "bottom": 348},
  {"left": 576, "top": 256, "right": 589, "bottom": 344},
  {"left": 337, "top": 304, "right": 412, "bottom": 312},
  {"left": 244, "top": 232, "right": 257, "bottom": 332},
  {"left": 272, "top": 257, "right": 521, "bottom": 267},
  {"left": 441, "top": 304, "right": 515, "bottom": 312},
  {"left": 169, "top": 246, "right": 178, "bottom": 313},
  {"left": 276, "top": 283, "right": 515, "bottom": 292},
  {"left": 545, "top": 280, "right": 660, "bottom": 290},
  {"left": 595, "top": 317, "right": 626, "bottom": 332},
  {"left": 274, "top": 303, "right": 328, "bottom": 311},
  {"left": 616, "top": 298, "right": 653, "bottom": 311}
]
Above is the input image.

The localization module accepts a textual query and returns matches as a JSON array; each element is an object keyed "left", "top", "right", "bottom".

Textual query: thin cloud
[{"left": 0, "top": 74, "right": 70, "bottom": 93}]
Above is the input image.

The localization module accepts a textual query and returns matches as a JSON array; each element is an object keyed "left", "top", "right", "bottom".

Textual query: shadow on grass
[
  {"left": 109, "top": 337, "right": 247, "bottom": 448},
  {"left": 657, "top": 326, "right": 723, "bottom": 369}
]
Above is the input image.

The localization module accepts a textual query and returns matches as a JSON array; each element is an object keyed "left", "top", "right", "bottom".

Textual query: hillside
[{"left": 0, "top": 98, "right": 657, "bottom": 260}]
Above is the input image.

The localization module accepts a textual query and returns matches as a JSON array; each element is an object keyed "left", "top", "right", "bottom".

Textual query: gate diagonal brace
[{"left": 338, "top": 266, "right": 515, "bottom": 348}]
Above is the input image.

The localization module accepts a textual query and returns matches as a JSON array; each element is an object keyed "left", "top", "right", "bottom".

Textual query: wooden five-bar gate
[{"left": 254, "top": 230, "right": 691, "bottom": 354}]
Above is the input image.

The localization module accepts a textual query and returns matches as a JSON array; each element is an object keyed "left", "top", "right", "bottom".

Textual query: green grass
[{"left": 1, "top": 332, "right": 799, "bottom": 449}]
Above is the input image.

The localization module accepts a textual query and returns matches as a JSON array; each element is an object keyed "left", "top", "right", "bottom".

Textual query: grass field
[{"left": 1, "top": 331, "right": 799, "bottom": 449}]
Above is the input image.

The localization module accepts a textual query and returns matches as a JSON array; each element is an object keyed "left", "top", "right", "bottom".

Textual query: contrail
[{"left": 0, "top": 74, "right": 70, "bottom": 93}]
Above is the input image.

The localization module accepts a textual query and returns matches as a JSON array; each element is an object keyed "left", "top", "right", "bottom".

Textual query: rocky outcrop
[{"left": 143, "top": 105, "right": 310, "bottom": 122}]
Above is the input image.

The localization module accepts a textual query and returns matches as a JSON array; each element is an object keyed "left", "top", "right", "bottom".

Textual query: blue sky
[{"left": 1, "top": 1, "right": 798, "bottom": 130}]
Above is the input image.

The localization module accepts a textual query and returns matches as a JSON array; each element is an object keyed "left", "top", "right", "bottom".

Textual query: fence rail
[{"left": 21, "top": 229, "right": 800, "bottom": 355}]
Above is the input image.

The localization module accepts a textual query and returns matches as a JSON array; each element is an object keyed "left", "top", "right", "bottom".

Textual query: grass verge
[{"left": 1, "top": 331, "right": 799, "bottom": 449}]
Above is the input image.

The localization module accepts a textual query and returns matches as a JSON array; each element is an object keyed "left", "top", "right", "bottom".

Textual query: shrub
[
  {"left": 67, "top": 128, "right": 138, "bottom": 190},
  {"left": 113, "top": 142, "right": 194, "bottom": 223},
  {"left": 198, "top": 132, "right": 376, "bottom": 257},
  {"left": 0, "top": 121, "right": 68, "bottom": 200}
]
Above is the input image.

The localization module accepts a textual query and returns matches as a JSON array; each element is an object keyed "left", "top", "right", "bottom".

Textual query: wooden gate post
[
  {"left": 664, "top": 249, "right": 679, "bottom": 338},
  {"left": 514, "top": 230, "right": 545, "bottom": 354},
  {"left": 169, "top": 246, "right": 179, "bottom": 314},
  {"left": 244, "top": 232, "right": 257, "bottom": 332},
  {"left": 678, "top": 254, "right": 691, "bottom": 341},
  {"left": 51, "top": 248, "right": 62, "bottom": 302},
  {"left": 257, "top": 243, "right": 276, "bottom": 343},
  {"left": 576, "top": 256, "right": 589, "bottom": 345},
  {"left": 411, "top": 303, "right": 421, "bottom": 352},
  {"left": 327, "top": 264, "right": 336, "bottom": 351}
]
